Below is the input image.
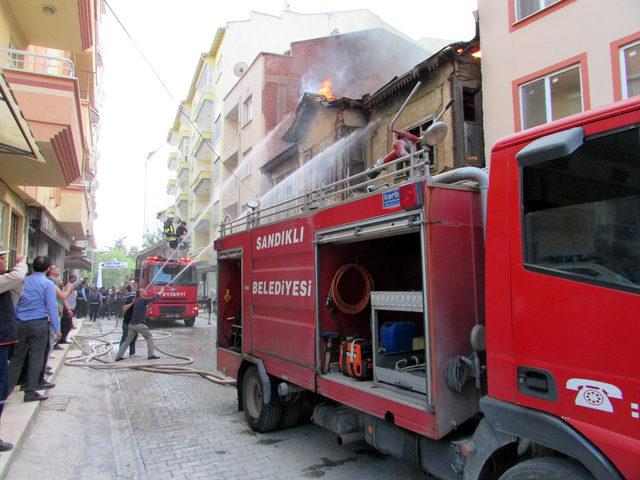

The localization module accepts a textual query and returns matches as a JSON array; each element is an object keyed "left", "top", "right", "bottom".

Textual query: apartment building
[
  {"left": 479, "top": 0, "right": 640, "bottom": 159},
  {"left": 222, "top": 28, "right": 427, "bottom": 220},
  {"left": 0, "top": 0, "right": 101, "bottom": 271},
  {"left": 243, "top": 39, "right": 482, "bottom": 222},
  {"left": 166, "top": 9, "right": 418, "bottom": 294}
]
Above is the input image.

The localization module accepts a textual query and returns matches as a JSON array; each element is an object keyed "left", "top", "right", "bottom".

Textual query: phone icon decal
[{"left": 566, "top": 378, "right": 622, "bottom": 413}]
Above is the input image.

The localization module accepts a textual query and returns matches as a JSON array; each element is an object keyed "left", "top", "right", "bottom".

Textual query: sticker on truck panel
[
  {"left": 566, "top": 378, "right": 622, "bottom": 413},
  {"left": 383, "top": 189, "right": 400, "bottom": 209}
]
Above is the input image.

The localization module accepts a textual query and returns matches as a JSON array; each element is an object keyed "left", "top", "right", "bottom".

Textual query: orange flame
[{"left": 318, "top": 79, "right": 335, "bottom": 100}]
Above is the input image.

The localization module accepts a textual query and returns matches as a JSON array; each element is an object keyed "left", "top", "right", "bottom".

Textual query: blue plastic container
[{"left": 380, "top": 321, "right": 417, "bottom": 353}]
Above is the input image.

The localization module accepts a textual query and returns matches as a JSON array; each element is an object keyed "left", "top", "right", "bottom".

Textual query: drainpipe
[{"left": 430, "top": 167, "right": 488, "bottom": 234}]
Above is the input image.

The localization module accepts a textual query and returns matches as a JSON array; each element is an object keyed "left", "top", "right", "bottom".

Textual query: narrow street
[
  {"left": 7, "top": 316, "right": 428, "bottom": 480},
  {"left": 1, "top": 2, "right": 637, "bottom": 478}
]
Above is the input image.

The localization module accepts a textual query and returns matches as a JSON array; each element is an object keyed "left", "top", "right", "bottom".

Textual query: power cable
[
  {"left": 103, "top": 0, "right": 261, "bottom": 281},
  {"left": 102, "top": 0, "right": 259, "bottom": 202}
]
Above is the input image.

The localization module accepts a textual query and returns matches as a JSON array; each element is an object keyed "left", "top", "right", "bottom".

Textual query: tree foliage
[
  {"left": 87, "top": 239, "right": 137, "bottom": 288},
  {"left": 142, "top": 226, "right": 163, "bottom": 249}
]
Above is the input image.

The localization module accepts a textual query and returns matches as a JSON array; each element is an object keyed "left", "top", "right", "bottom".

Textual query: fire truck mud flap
[
  {"left": 238, "top": 354, "right": 271, "bottom": 408},
  {"left": 479, "top": 397, "right": 623, "bottom": 480}
]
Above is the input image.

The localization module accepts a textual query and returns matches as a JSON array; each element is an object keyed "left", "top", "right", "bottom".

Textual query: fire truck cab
[
  {"left": 216, "top": 98, "right": 640, "bottom": 480},
  {"left": 136, "top": 248, "right": 199, "bottom": 327}
]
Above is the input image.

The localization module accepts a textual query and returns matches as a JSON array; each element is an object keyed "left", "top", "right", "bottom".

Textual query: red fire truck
[
  {"left": 135, "top": 243, "right": 199, "bottom": 327},
  {"left": 215, "top": 97, "right": 640, "bottom": 479}
]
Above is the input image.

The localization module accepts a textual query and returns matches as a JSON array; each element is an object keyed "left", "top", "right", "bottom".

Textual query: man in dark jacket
[
  {"left": 118, "top": 285, "right": 139, "bottom": 358},
  {"left": 175, "top": 221, "right": 187, "bottom": 250},
  {"left": 0, "top": 250, "right": 26, "bottom": 451},
  {"left": 88, "top": 287, "right": 100, "bottom": 322},
  {"left": 115, "top": 287, "right": 165, "bottom": 361},
  {"left": 75, "top": 282, "right": 88, "bottom": 318}
]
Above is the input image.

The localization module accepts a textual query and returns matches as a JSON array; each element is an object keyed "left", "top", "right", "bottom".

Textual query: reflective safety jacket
[{"left": 163, "top": 221, "right": 176, "bottom": 241}]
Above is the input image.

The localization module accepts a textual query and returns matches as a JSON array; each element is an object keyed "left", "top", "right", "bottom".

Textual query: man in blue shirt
[{"left": 9, "top": 256, "right": 59, "bottom": 402}]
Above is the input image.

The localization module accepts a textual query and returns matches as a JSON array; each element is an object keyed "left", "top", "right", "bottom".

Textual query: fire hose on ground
[{"left": 65, "top": 320, "right": 236, "bottom": 386}]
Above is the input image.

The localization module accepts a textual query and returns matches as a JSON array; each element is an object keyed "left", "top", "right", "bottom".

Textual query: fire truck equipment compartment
[
  {"left": 380, "top": 321, "right": 417, "bottom": 353},
  {"left": 217, "top": 255, "right": 243, "bottom": 352}
]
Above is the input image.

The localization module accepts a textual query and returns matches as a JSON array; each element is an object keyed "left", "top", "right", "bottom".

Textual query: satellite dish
[
  {"left": 246, "top": 198, "right": 260, "bottom": 210},
  {"left": 233, "top": 62, "right": 248, "bottom": 77}
]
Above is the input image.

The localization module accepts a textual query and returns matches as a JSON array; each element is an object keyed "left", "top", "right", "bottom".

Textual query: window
[
  {"left": 197, "top": 64, "right": 214, "bottom": 92},
  {"left": 620, "top": 40, "right": 640, "bottom": 99},
  {"left": 240, "top": 147, "right": 252, "bottom": 178},
  {"left": 522, "top": 126, "right": 640, "bottom": 294},
  {"left": 515, "top": 0, "right": 561, "bottom": 21},
  {"left": 212, "top": 201, "right": 219, "bottom": 225},
  {"left": 303, "top": 148, "right": 314, "bottom": 163},
  {"left": 9, "top": 212, "right": 19, "bottom": 268},
  {"left": 407, "top": 119, "right": 435, "bottom": 168},
  {"left": 223, "top": 202, "right": 238, "bottom": 222},
  {"left": 243, "top": 96, "right": 253, "bottom": 125},
  {"left": 213, "top": 114, "right": 221, "bottom": 144},
  {"left": 273, "top": 171, "right": 296, "bottom": 219},
  {"left": 336, "top": 127, "right": 367, "bottom": 194},
  {"left": 179, "top": 136, "right": 190, "bottom": 156},
  {"left": 213, "top": 160, "right": 220, "bottom": 183},
  {"left": 520, "top": 65, "right": 583, "bottom": 130},
  {"left": 150, "top": 265, "right": 196, "bottom": 286},
  {"left": 0, "top": 203, "right": 5, "bottom": 249}
]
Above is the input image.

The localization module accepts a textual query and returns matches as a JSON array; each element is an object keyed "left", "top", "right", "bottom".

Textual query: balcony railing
[{"left": 0, "top": 48, "right": 75, "bottom": 78}]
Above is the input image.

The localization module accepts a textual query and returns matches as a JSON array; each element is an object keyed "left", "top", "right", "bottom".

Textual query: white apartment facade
[{"left": 166, "top": 9, "right": 416, "bottom": 295}]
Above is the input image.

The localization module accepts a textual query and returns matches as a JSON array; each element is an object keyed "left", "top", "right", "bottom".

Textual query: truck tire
[
  {"left": 184, "top": 317, "right": 195, "bottom": 327},
  {"left": 499, "top": 457, "right": 594, "bottom": 480},
  {"left": 242, "top": 366, "right": 282, "bottom": 432}
]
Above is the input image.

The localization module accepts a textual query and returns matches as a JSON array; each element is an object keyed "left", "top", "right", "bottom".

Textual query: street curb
[{"left": 0, "top": 317, "right": 86, "bottom": 479}]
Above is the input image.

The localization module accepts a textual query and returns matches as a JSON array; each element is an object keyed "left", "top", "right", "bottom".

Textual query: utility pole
[{"left": 143, "top": 149, "right": 159, "bottom": 242}]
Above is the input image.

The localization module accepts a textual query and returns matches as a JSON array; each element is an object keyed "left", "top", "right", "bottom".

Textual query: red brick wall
[{"left": 261, "top": 29, "right": 426, "bottom": 132}]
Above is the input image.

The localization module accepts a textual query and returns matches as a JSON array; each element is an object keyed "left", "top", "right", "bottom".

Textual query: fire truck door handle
[{"left": 517, "top": 366, "right": 558, "bottom": 401}]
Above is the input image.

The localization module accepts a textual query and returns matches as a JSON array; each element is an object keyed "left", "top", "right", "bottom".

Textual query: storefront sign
[{"left": 34, "top": 209, "right": 70, "bottom": 251}]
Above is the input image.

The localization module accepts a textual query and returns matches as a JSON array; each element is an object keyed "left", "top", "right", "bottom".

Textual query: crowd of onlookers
[
  {"left": 0, "top": 252, "right": 137, "bottom": 452},
  {"left": 83, "top": 285, "right": 129, "bottom": 322}
]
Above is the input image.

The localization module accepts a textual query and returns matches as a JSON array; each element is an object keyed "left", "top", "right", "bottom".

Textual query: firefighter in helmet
[{"left": 163, "top": 214, "right": 178, "bottom": 249}]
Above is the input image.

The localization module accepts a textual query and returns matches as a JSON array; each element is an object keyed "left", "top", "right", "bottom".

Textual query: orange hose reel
[{"left": 329, "top": 264, "right": 374, "bottom": 315}]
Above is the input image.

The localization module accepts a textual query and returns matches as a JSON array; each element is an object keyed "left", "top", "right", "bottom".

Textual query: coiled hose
[
  {"left": 329, "top": 264, "right": 374, "bottom": 315},
  {"left": 65, "top": 319, "right": 235, "bottom": 386}
]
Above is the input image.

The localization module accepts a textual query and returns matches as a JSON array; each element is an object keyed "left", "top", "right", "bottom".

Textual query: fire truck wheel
[
  {"left": 242, "top": 366, "right": 283, "bottom": 432},
  {"left": 184, "top": 317, "right": 195, "bottom": 327},
  {"left": 499, "top": 457, "right": 594, "bottom": 480}
]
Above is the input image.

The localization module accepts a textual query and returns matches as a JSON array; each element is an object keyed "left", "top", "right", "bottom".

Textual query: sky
[{"left": 94, "top": 0, "right": 478, "bottom": 249}]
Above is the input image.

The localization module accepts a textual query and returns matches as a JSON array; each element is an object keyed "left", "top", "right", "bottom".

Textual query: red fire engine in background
[
  {"left": 135, "top": 242, "right": 199, "bottom": 327},
  {"left": 215, "top": 97, "right": 640, "bottom": 479}
]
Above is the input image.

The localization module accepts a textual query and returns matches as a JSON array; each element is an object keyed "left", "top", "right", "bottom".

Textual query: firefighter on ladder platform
[{"left": 163, "top": 214, "right": 178, "bottom": 250}]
